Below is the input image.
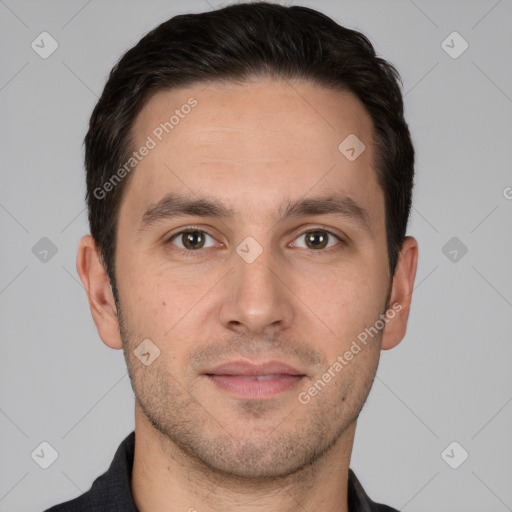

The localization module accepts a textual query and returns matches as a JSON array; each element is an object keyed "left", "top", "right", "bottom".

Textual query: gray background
[{"left": 1, "top": 0, "right": 511, "bottom": 511}]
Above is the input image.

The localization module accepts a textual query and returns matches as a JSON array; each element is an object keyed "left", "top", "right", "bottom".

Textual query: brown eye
[
  {"left": 293, "top": 230, "right": 340, "bottom": 251},
  {"left": 169, "top": 230, "right": 215, "bottom": 251}
]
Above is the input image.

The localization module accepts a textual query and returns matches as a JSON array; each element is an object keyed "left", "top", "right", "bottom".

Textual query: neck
[{"left": 131, "top": 404, "right": 355, "bottom": 512}]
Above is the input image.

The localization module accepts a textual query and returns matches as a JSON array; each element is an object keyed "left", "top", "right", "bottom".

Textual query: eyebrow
[{"left": 139, "top": 191, "right": 371, "bottom": 232}]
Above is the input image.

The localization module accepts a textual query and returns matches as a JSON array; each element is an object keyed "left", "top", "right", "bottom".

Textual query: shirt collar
[{"left": 88, "top": 431, "right": 391, "bottom": 512}]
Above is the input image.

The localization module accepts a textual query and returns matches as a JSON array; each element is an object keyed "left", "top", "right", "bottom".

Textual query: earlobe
[
  {"left": 381, "top": 236, "right": 419, "bottom": 350},
  {"left": 76, "top": 235, "right": 123, "bottom": 350}
]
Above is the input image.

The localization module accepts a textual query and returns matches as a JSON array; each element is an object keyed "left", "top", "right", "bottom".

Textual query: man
[{"left": 46, "top": 2, "right": 418, "bottom": 511}]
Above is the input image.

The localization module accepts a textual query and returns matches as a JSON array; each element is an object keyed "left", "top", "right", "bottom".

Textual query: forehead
[{"left": 123, "top": 78, "right": 382, "bottom": 225}]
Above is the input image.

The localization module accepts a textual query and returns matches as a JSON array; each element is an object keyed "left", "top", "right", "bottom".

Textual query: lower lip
[{"left": 206, "top": 375, "right": 304, "bottom": 399}]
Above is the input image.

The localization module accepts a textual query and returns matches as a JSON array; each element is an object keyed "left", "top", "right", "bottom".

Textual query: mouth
[{"left": 203, "top": 360, "right": 306, "bottom": 399}]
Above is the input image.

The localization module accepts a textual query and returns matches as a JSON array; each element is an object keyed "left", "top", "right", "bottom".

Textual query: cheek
[
  {"left": 304, "top": 276, "right": 388, "bottom": 373},
  {"left": 308, "top": 264, "right": 385, "bottom": 323},
  {"left": 116, "top": 258, "right": 169, "bottom": 333},
  {"left": 117, "top": 259, "right": 218, "bottom": 355}
]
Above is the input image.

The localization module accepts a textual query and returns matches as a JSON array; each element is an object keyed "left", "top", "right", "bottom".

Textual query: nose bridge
[{"left": 220, "top": 234, "right": 294, "bottom": 334}]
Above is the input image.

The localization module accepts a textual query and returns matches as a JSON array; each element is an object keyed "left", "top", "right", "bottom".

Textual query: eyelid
[
  {"left": 293, "top": 224, "right": 347, "bottom": 243},
  {"left": 166, "top": 225, "right": 221, "bottom": 247},
  {"left": 295, "top": 224, "right": 342, "bottom": 236},
  {"left": 165, "top": 224, "right": 347, "bottom": 254},
  {"left": 290, "top": 226, "right": 345, "bottom": 251}
]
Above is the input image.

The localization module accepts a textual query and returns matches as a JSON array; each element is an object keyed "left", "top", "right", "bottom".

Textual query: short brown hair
[{"left": 85, "top": 2, "right": 414, "bottom": 300}]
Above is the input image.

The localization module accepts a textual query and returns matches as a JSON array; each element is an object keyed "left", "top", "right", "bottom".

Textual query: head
[{"left": 78, "top": 2, "right": 418, "bottom": 480}]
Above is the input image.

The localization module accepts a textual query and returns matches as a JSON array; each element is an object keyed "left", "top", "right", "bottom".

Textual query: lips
[
  {"left": 206, "top": 360, "right": 304, "bottom": 377},
  {"left": 204, "top": 360, "right": 306, "bottom": 399}
]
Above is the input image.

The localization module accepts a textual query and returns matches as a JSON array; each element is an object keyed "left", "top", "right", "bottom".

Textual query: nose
[{"left": 219, "top": 242, "right": 295, "bottom": 336}]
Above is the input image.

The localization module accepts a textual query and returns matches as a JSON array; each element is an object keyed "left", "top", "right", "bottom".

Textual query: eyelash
[{"left": 166, "top": 225, "right": 344, "bottom": 257}]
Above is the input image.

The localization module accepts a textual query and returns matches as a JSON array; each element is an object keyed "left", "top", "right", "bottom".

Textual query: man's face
[{"left": 114, "top": 78, "right": 392, "bottom": 478}]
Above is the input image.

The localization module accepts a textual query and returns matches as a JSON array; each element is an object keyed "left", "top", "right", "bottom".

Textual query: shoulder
[
  {"left": 43, "top": 485, "right": 98, "bottom": 511},
  {"left": 371, "top": 505, "right": 401, "bottom": 512},
  {"left": 42, "top": 467, "right": 113, "bottom": 512},
  {"left": 348, "top": 468, "right": 401, "bottom": 512},
  {"left": 42, "top": 431, "right": 137, "bottom": 512}
]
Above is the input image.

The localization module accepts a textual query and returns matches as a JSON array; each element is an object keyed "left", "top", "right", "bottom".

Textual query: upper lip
[{"left": 204, "top": 360, "right": 305, "bottom": 377}]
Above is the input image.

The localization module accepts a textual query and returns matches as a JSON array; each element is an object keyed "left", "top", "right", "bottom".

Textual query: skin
[{"left": 77, "top": 77, "right": 418, "bottom": 512}]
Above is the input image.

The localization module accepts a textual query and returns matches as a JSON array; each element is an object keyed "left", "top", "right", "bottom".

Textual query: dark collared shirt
[{"left": 44, "top": 431, "right": 399, "bottom": 512}]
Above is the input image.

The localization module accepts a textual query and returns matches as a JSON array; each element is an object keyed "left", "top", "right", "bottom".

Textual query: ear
[
  {"left": 76, "top": 235, "right": 123, "bottom": 349},
  {"left": 381, "top": 236, "right": 419, "bottom": 350}
]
